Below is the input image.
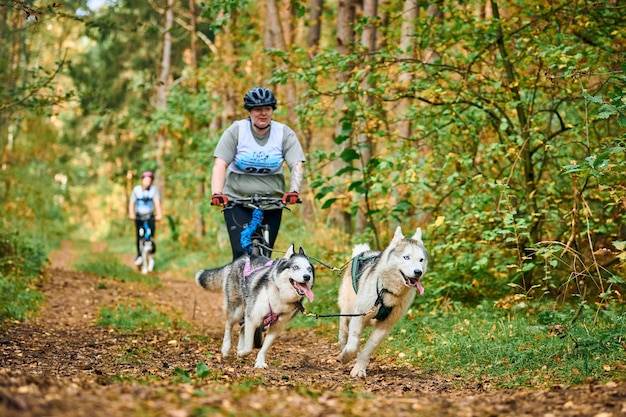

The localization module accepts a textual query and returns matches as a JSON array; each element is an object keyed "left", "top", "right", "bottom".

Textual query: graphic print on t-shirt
[
  {"left": 234, "top": 150, "right": 282, "bottom": 174},
  {"left": 229, "top": 120, "right": 285, "bottom": 176}
]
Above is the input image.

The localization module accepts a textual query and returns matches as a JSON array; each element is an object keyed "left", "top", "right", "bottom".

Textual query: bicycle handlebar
[{"left": 224, "top": 195, "right": 302, "bottom": 211}]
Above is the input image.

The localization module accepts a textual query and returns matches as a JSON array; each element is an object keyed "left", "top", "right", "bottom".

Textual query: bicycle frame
[{"left": 224, "top": 195, "right": 299, "bottom": 257}]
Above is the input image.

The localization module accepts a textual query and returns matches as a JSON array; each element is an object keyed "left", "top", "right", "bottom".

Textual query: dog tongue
[
  {"left": 294, "top": 282, "right": 314, "bottom": 302},
  {"left": 303, "top": 286, "right": 314, "bottom": 302},
  {"left": 416, "top": 280, "right": 424, "bottom": 295}
]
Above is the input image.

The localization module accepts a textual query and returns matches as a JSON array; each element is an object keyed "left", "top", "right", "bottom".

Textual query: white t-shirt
[
  {"left": 130, "top": 185, "right": 160, "bottom": 217},
  {"left": 213, "top": 119, "right": 306, "bottom": 199},
  {"left": 229, "top": 119, "right": 284, "bottom": 175}
]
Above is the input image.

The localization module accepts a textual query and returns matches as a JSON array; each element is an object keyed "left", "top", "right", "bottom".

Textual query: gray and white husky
[
  {"left": 338, "top": 227, "right": 428, "bottom": 377},
  {"left": 195, "top": 245, "right": 315, "bottom": 369}
]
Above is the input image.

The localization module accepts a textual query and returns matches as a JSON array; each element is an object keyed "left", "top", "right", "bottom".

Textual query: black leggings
[
  {"left": 223, "top": 205, "right": 282, "bottom": 261},
  {"left": 134, "top": 216, "right": 156, "bottom": 256}
]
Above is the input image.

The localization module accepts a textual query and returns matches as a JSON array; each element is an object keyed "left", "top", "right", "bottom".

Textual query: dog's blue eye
[
  {"left": 293, "top": 265, "right": 299, "bottom": 270},
  {"left": 404, "top": 255, "right": 410, "bottom": 260}
]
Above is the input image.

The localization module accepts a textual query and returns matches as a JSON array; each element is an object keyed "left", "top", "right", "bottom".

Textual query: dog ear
[
  {"left": 273, "top": 257, "right": 288, "bottom": 273},
  {"left": 284, "top": 244, "right": 295, "bottom": 258},
  {"left": 412, "top": 227, "right": 422, "bottom": 242},
  {"left": 298, "top": 247, "right": 306, "bottom": 256},
  {"left": 391, "top": 226, "right": 404, "bottom": 243}
]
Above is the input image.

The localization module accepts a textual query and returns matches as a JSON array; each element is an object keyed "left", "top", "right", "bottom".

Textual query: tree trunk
[
  {"left": 307, "top": 0, "right": 323, "bottom": 55},
  {"left": 188, "top": 0, "right": 198, "bottom": 93},
  {"left": 395, "top": 0, "right": 418, "bottom": 141},
  {"left": 423, "top": 1, "right": 443, "bottom": 63},
  {"left": 355, "top": 0, "right": 377, "bottom": 236},
  {"left": 266, "top": 0, "right": 305, "bottom": 220},
  {"left": 188, "top": 0, "right": 205, "bottom": 237},
  {"left": 155, "top": 0, "right": 174, "bottom": 210},
  {"left": 1, "top": 9, "right": 24, "bottom": 195},
  {"left": 331, "top": 0, "right": 357, "bottom": 235},
  {"left": 281, "top": 0, "right": 296, "bottom": 46},
  {"left": 266, "top": 0, "right": 298, "bottom": 123}
]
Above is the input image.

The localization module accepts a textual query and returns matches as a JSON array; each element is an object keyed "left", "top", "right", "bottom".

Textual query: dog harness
[
  {"left": 373, "top": 287, "right": 394, "bottom": 321},
  {"left": 262, "top": 303, "right": 280, "bottom": 327},
  {"left": 243, "top": 257, "right": 273, "bottom": 278},
  {"left": 351, "top": 253, "right": 393, "bottom": 321},
  {"left": 351, "top": 253, "right": 379, "bottom": 293},
  {"left": 262, "top": 300, "right": 305, "bottom": 327}
]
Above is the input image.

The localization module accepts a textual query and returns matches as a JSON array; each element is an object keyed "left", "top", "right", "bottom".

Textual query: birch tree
[
  {"left": 154, "top": 0, "right": 174, "bottom": 206},
  {"left": 355, "top": 0, "right": 378, "bottom": 235}
]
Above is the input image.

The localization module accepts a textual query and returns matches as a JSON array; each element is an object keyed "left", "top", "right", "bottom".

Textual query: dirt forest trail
[{"left": 0, "top": 241, "right": 625, "bottom": 416}]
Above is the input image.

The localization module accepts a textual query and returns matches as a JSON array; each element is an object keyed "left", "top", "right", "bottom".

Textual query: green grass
[
  {"left": 74, "top": 251, "right": 161, "bottom": 286},
  {"left": 0, "top": 274, "right": 43, "bottom": 321},
  {"left": 97, "top": 300, "right": 178, "bottom": 332},
  {"left": 377, "top": 299, "right": 626, "bottom": 388},
  {"left": 286, "top": 258, "right": 626, "bottom": 389}
]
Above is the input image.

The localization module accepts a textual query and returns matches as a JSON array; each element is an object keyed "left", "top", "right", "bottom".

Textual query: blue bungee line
[
  {"left": 143, "top": 221, "right": 151, "bottom": 239},
  {"left": 240, "top": 208, "right": 264, "bottom": 253}
]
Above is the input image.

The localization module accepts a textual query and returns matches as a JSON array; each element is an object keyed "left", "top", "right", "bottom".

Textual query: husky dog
[
  {"left": 338, "top": 227, "right": 428, "bottom": 377},
  {"left": 195, "top": 245, "right": 315, "bottom": 369}
]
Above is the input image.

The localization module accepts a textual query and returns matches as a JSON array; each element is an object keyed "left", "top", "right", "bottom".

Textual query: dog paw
[
  {"left": 237, "top": 349, "right": 252, "bottom": 358},
  {"left": 254, "top": 361, "right": 268, "bottom": 369},
  {"left": 350, "top": 363, "right": 367, "bottom": 378},
  {"left": 340, "top": 348, "right": 356, "bottom": 364}
]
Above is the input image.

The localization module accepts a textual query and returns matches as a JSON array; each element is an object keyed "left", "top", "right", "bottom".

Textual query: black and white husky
[
  {"left": 195, "top": 245, "right": 315, "bottom": 369},
  {"left": 338, "top": 227, "right": 428, "bottom": 377}
]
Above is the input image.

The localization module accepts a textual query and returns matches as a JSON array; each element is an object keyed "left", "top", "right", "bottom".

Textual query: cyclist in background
[
  {"left": 129, "top": 171, "right": 163, "bottom": 266},
  {"left": 210, "top": 87, "right": 306, "bottom": 260}
]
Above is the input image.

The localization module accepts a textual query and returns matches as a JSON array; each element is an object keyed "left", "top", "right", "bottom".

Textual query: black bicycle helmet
[{"left": 243, "top": 87, "right": 277, "bottom": 110}]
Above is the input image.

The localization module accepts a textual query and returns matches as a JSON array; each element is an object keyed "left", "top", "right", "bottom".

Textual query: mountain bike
[
  {"left": 224, "top": 194, "right": 301, "bottom": 347},
  {"left": 138, "top": 220, "right": 154, "bottom": 275}
]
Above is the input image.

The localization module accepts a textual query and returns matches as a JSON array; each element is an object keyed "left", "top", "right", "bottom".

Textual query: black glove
[
  {"left": 211, "top": 193, "right": 228, "bottom": 206},
  {"left": 282, "top": 191, "right": 300, "bottom": 205}
]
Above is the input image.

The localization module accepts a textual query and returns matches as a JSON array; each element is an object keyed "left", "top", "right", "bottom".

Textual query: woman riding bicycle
[
  {"left": 210, "top": 87, "right": 306, "bottom": 260},
  {"left": 129, "top": 171, "right": 163, "bottom": 266}
]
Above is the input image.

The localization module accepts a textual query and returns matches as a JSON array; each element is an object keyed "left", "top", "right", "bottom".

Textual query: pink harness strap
[
  {"left": 243, "top": 258, "right": 273, "bottom": 279},
  {"left": 262, "top": 302, "right": 281, "bottom": 327},
  {"left": 242, "top": 258, "right": 278, "bottom": 327}
]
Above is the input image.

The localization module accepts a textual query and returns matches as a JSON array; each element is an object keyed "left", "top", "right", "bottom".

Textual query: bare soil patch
[{"left": 0, "top": 241, "right": 625, "bottom": 416}]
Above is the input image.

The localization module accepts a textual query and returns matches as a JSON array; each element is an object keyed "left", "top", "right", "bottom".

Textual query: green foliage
[
  {"left": 0, "top": 229, "right": 48, "bottom": 322},
  {"left": 97, "top": 300, "right": 175, "bottom": 332},
  {"left": 3, "top": 0, "right": 625, "bottom": 321},
  {"left": 172, "top": 361, "right": 214, "bottom": 384},
  {"left": 199, "top": 0, "right": 250, "bottom": 34},
  {"left": 287, "top": 1, "right": 626, "bottom": 305}
]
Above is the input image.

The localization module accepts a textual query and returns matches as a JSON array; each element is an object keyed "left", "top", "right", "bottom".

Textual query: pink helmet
[{"left": 141, "top": 171, "right": 154, "bottom": 179}]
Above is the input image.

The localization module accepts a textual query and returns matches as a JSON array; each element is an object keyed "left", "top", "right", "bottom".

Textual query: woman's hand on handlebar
[
  {"left": 282, "top": 191, "right": 300, "bottom": 205},
  {"left": 211, "top": 193, "right": 229, "bottom": 206}
]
